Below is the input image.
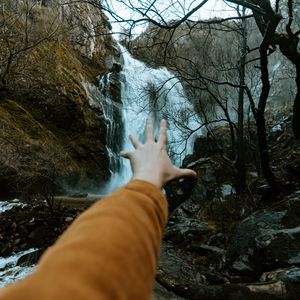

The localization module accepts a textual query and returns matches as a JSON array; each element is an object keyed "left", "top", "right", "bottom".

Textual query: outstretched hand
[{"left": 120, "top": 118, "right": 197, "bottom": 189}]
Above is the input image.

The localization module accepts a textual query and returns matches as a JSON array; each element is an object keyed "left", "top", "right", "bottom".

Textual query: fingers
[
  {"left": 146, "top": 118, "right": 154, "bottom": 142},
  {"left": 129, "top": 134, "right": 141, "bottom": 149},
  {"left": 158, "top": 119, "right": 167, "bottom": 147}
]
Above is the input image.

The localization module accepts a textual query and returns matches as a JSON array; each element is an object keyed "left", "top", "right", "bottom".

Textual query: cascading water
[{"left": 98, "top": 45, "right": 202, "bottom": 194}]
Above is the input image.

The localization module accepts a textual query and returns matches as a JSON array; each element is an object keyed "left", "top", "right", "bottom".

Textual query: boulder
[
  {"left": 228, "top": 191, "right": 300, "bottom": 277},
  {"left": 165, "top": 218, "right": 211, "bottom": 246},
  {"left": 17, "top": 249, "right": 43, "bottom": 267}
]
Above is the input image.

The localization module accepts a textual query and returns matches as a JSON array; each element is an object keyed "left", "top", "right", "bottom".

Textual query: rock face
[
  {"left": 228, "top": 191, "right": 300, "bottom": 277},
  {"left": 0, "top": 0, "right": 119, "bottom": 196},
  {"left": 57, "top": 1, "right": 113, "bottom": 62}
]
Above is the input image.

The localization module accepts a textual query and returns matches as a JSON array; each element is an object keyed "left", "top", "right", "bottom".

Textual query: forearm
[{"left": 0, "top": 180, "right": 168, "bottom": 300}]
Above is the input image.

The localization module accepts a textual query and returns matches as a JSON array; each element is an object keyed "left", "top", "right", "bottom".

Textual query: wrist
[{"left": 132, "top": 173, "right": 163, "bottom": 189}]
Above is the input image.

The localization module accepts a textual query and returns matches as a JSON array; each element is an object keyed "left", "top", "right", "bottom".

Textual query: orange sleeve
[{"left": 0, "top": 180, "right": 168, "bottom": 300}]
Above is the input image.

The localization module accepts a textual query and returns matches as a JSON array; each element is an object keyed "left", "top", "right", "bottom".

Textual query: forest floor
[{"left": 1, "top": 112, "right": 300, "bottom": 299}]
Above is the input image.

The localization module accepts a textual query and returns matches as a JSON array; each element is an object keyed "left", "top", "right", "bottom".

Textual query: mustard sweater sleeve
[{"left": 0, "top": 180, "right": 168, "bottom": 300}]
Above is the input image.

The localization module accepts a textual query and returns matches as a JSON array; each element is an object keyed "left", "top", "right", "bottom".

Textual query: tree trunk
[
  {"left": 236, "top": 6, "right": 247, "bottom": 191},
  {"left": 256, "top": 13, "right": 281, "bottom": 191},
  {"left": 277, "top": 34, "right": 300, "bottom": 139},
  {"left": 293, "top": 64, "right": 300, "bottom": 139}
]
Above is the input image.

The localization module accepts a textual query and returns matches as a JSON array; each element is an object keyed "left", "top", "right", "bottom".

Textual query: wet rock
[
  {"left": 110, "top": 62, "right": 122, "bottom": 73},
  {"left": 17, "top": 249, "right": 43, "bottom": 267}
]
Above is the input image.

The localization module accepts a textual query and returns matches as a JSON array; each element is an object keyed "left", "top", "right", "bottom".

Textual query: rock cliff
[{"left": 0, "top": 0, "right": 118, "bottom": 197}]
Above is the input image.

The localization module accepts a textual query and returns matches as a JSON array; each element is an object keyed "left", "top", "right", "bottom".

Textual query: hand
[{"left": 120, "top": 118, "right": 197, "bottom": 189}]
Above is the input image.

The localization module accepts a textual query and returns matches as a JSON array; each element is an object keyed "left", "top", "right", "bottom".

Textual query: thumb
[
  {"left": 174, "top": 167, "right": 197, "bottom": 179},
  {"left": 120, "top": 151, "right": 132, "bottom": 159}
]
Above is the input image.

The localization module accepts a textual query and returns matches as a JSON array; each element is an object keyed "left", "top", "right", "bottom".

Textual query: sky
[{"left": 103, "top": 0, "right": 243, "bottom": 37}]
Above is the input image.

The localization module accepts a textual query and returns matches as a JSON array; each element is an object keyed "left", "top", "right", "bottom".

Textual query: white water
[
  {"left": 100, "top": 45, "right": 202, "bottom": 193},
  {"left": 0, "top": 249, "right": 37, "bottom": 288},
  {"left": 0, "top": 202, "right": 37, "bottom": 288},
  {"left": 0, "top": 199, "right": 27, "bottom": 213}
]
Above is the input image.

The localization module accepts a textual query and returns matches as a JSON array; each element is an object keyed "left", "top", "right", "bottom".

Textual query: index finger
[{"left": 158, "top": 119, "right": 167, "bottom": 147}]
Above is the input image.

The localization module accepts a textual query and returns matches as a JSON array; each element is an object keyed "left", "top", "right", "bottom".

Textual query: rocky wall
[{"left": 0, "top": 0, "right": 119, "bottom": 197}]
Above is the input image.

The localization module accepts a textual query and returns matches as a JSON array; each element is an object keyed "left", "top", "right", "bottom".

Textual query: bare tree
[
  {"left": 0, "top": 0, "right": 60, "bottom": 91},
  {"left": 102, "top": 0, "right": 300, "bottom": 193},
  {"left": 114, "top": 3, "right": 256, "bottom": 191}
]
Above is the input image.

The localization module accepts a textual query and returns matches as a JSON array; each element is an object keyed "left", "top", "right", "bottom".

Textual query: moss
[
  {"left": 1, "top": 100, "right": 50, "bottom": 138},
  {"left": 0, "top": 39, "right": 110, "bottom": 194},
  {"left": 0, "top": 2, "right": 116, "bottom": 196}
]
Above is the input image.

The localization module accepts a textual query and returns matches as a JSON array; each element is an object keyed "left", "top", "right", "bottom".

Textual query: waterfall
[{"left": 98, "top": 45, "right": 202, "bottom": 194}]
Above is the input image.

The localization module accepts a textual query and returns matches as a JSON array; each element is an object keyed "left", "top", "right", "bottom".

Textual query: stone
[
  {"left": 153, "top": 282, "right": 186, "bottom": 300},
  {"left": 282, "top": 190, "right": 300, "bottom": 227},
  {"left": 257, "top": 226, "right": 300, "bottom": 266},
  {"left": 202, "top": 165, "right": 216, "bottom": 183},
  {"left": 229, "top": 210, "right": 285, "bottom": 253},
  {"left": 207, "top": 233, "right": 226, "bottom": 247},
  {"left": 261, "top": 267, "right": 300, "bottom": 283},
  {"left": 228, "top": 199, "right": 300, "bottom": 278},
  {"left": 271, "top": 124, "right": 283, "bottom": 133},
  {"left": 17, "top": 249, "right": 43, "bottom": 267},
  {"left": 65, "top": 217, "right": 74, "bottom": 223},
  {"left": 158, "top": 243, "right": 207, "bottom": 290},
  {"left": 164, "top": 218, "right": 211, "bottom": 245},
  {"left": 232, "top": 255, "right": 255, "bottom": 276},
  {"left": 221, "top": 184, "right": 235, "bottom": 198}
]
